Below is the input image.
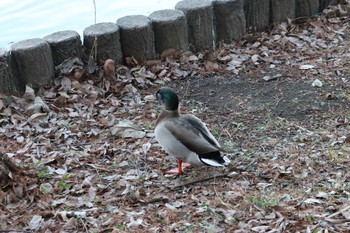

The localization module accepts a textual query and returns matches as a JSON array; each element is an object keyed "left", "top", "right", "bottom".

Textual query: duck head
[{"left": 156, "top": 87, "right": 179, "bottom": 111}]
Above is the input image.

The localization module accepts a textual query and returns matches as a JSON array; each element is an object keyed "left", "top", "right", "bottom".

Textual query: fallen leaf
[
  {"left": 110, "top": 120, "right": 146, "bottom": 139},
  {"left": 300, "top": 65, "right": 315, "bottom": 70},
  {"left": 29, "top": 215, "right": 42, "bottom": 230},
  {"left": 22, "top": 85, "right": 35, "bottom": 101},
  {"left": 312, "top": 79, "right": 323, "bottom": 87}
]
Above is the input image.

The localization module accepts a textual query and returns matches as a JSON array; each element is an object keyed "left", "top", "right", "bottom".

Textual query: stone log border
[{"left": 0, "top": 0, "right": 343, "bottom": 95}]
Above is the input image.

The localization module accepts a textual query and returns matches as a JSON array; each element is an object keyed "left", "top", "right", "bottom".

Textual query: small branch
[
  {"left": 277, "top": 117, "right": 315, "bottom": 135},
  {"left": 326, "top": 204, "right": 350, "bottom": 219},
  {"left": 275, "top": 97, "right": 284, "bottom": 107},
  {"left": 92, "top": 0, "right": 96, "bottom": 24},
  {"left": 130, "top": 197, "right": 169, "bottom": 205},
  {"left": 171, "top": 159, "right": 257, "bottom": 190},
  {"left": 79, "top": 216, "right": 89, "bottom": 233},
  {"left": 0, "top": 230, "right": 33, "bottom": 233},
  {"left": 145, "top": 197, "right": 169, "bottom": 204}
]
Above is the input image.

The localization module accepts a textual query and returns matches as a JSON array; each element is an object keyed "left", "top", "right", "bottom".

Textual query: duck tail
[{"left": 198, "top": 151, "right": 231, "bottom": 167}]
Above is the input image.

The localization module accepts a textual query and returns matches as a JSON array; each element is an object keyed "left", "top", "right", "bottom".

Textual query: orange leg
[{"left": 164, "top": 160, "right": 192, "bottom": 175}]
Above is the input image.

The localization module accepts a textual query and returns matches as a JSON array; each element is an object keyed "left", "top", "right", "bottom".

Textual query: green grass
[
  {"left": 115, "top": 224, "right": 125, "bottom": 231},
  {"left": 305, "top": 214, "right": 314, "bottom": 221},
  {"left": 36, "top": 163, "right": 51, "bottom": 179},
  {"left": 246, "top": 195, "right": 278, "bottom": 208},
  {"left": 57, "top": 180, "right": 72, "bottom": 191}
]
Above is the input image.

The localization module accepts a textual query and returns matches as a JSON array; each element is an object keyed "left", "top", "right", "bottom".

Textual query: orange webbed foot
[{"left": 163, "top": 160, "right": 192, "bottom": 175}]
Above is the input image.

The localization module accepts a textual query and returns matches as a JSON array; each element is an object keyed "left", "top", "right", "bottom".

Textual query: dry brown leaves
[{"left": 1, "top": 3, "right": 350, "bottom": 232}]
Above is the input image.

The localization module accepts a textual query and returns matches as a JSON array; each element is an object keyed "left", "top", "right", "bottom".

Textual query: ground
[{"left": 1, "top": 3, "right": 350, "bottom": 233}]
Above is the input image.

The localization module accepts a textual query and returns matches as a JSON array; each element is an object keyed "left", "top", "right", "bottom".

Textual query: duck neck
[{"left": 155, "top": 109, "right": 180, "bottom": 126}]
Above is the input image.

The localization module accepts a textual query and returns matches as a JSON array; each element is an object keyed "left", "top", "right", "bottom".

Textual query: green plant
[
  {"left": 116, "top": 224, "right": 125, "bottom": 231},
  {"left": 305, "top": 214, "right": 313, "bottom": 221},
  {"left": 57, "top": 181, "right": 72, "bottom": 191},
  {"left": 5, "top": 95, "right": 14, "bottom": 105},
  {"left": 211, "top": 129, "right": 221, "bottom": 139},
  {"left": 200, "top": 221, "right": 217, "bottom": 232},
  {"left": 145, "top": 123, "right": 153, "bottom": 130},
  {"left": 246, "top": 195, "right": 278, "bottom": 208},
  {"left": 184, "top": 223, "right": 194, "bottom": 231},
  {"left": 326, "top": 147, "right": 345, "bottom": 161},
  {"left": 201, "top": 203, "right": 215, "bottom": 215},
  {"left": 63, "top": 173, "right": 71, "bottom": 179},
  {"left": 231, "top": 121, "right": 246, "bottom": 130},
  {"left": 37, "top": 164, "right": 51, "bottom": 178}
]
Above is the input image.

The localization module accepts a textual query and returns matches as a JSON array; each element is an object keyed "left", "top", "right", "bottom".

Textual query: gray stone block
[
  {"left": 212, "top": 0, "right": 246, "bottom": 43},
  {"left": 175, "top": 0, "right": 214, "bottom": 52},
  {"left": 9, "top": 38, "right": 54, "bottom": 93},
  {"left": 295, "top": 0, "right": 319, "bottom": 17},
  {"left": 0, "top": 49, "right": 21, "bottom": 95},
  {"left": 44, "top": 30, "right": 82, "bottom": 66},
  {"left": 244, "top": 0, "right": 270, "bottom": 32},
  {"left": 83, "top": 22, "right": 123, "bottom": 64},
  {"left": 149, "top": 9, "right": 189, "bottom": 53},
  {"left": 270, "top": 0, "right": 296, "bottom": 22},
  {"left": 117, "top": 15, "right": 155, "bottom": 63}
]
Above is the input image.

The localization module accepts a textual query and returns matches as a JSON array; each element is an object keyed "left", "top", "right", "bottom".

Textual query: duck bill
[{"left": 144, "top": 94, "right": 157, "bottom": 102}]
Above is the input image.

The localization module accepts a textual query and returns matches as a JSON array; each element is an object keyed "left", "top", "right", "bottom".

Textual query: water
[{"left": 0, "top": 0, "right": 180, "bottom": 49}]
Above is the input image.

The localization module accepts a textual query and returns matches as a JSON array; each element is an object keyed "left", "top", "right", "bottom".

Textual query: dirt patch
[{"left": 171, "top": 73, "right": 349, "bottom": 122}]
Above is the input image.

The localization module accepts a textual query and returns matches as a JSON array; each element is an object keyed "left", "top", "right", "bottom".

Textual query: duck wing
[
  {"left": 162, "top": 114, "right": 222, "bottom": 154},
  {"left": 182, "top": 115, "right": 222, "bottom": 150}
]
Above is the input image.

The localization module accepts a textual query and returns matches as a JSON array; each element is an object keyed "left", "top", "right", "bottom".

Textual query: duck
[{"left": 154, "top": 87, "right": 231, "bottom": 175}]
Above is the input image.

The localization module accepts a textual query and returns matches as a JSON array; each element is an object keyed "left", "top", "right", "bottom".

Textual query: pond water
[{"left": 0, "top": 0, "right": 180, "bottom": 49}]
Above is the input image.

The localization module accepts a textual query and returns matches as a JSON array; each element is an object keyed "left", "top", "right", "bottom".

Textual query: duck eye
[{"left": 156, "top": 92, "right": 162, "bottom": 101}]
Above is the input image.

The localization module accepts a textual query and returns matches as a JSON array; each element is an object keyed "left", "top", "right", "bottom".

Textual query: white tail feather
[{"left": 200, "top": 155, "right": 231, "bottom": 167}]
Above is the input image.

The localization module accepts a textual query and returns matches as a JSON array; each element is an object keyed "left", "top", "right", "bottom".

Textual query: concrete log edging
[
  {"left": 149, "top": 9, "right": 189, "bottom": 54},
  {"left": 213, "top": 0, "right": 246, "bottom": 43},
  {"left": 117, "top": 15, "right": 155, "bottom": 64},
  {"left": 244, "top": 0, "right": 270, "bottom": 32},
  {"left": 0, "top": 0, "right": 343, "bottom": 95},
  {"left": 83, "top": 22, "right": 123, "bottom": 64},
  {"left": 295, "top": 0, "right": 320, "bottom": 18},
  {"left": 44, "top": 30, "right": 82, "bottom": 67},
  {"left": 0, "top": 49, "right": 16, "bottom": 95},
  {"left": 175, "top": 0, "right": 214, "bottom": 52},
  {"left": 9, "top": 39, "right": 55, "bottom": 94},
  {"left": 270, "top": 0, "right": 296, "bottom": 23}
]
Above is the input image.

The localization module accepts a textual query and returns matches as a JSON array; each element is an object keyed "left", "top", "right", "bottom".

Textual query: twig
[
  {"left": 92, "top": 0, "right": 96, "bottom": 24},
  {"left": 212, "top": 175, "right": 236, "bottom": 210},
  {"left": 275, "top": 97, "right": 284, "bottom": 107},
  {"left": 90, "top": 0, "right": 98, "bottom": 61},
  {"left": 79, "top": 216, "right": 89, "bottom": 233},
  {"left": 326, "top": 204, "right": 350, "bottom": 219},
  {"left": 0, "top": 231, "right": 33, "bottom": 233},
  {"left": 236, "top": 158, "right": 257, "bottom": 172},
  {"left": 277, "top": 117, "right": 315, "bottom": 135},
  {"left": 171, "top": 159, "right": 257, "bottom": 189},
  {"left": 130, "top": 197, "right": 169, "bottom": 205},
  {"left": 144, "top": 197, "right": 169, "bottom": 204},
  {"left": 198, "top": 110, "right": 237, "bottom": 116}
]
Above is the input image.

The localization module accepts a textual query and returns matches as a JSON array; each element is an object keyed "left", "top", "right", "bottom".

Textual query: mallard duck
[{"left": 154, "top": 87, "right": 230, "bottom": 174}]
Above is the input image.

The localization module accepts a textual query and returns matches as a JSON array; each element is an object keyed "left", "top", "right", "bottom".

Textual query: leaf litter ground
[{"left": 1, "top": 3, "right": 350, "bottom": 233}]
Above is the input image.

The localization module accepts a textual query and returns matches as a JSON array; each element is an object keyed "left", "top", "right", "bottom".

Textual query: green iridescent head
[{"left": 156, "top": 87, "right": 179, "bottom": 111}]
